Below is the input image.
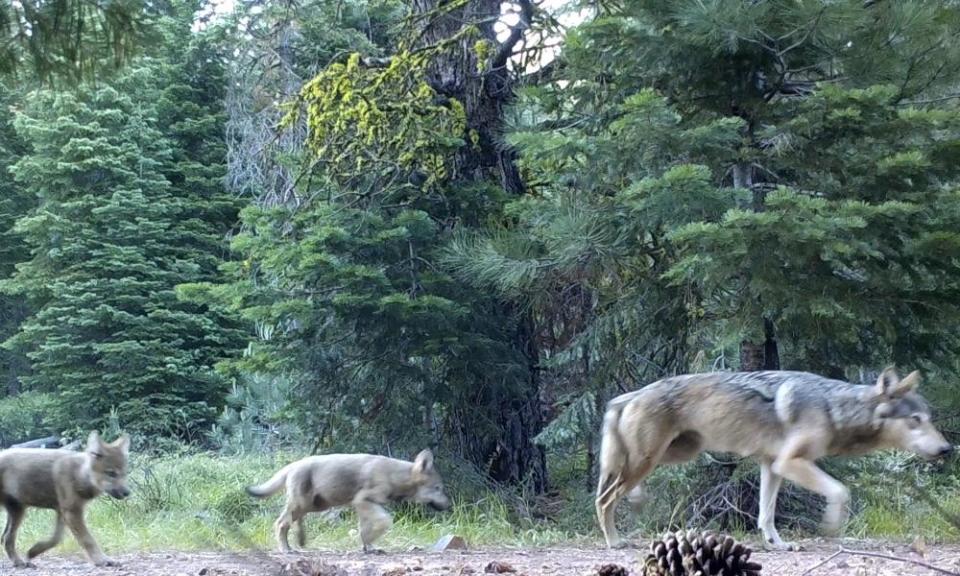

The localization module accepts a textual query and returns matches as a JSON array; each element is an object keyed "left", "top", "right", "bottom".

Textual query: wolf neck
[
  {"left": 826, "top": 385, "right": 882, "bottom": 454},
  {"left": 77, "top": 453, "right": 104, "bottom": 499},
  {"left": 386, "top": 462, "right": 418, "bottom": 501}
]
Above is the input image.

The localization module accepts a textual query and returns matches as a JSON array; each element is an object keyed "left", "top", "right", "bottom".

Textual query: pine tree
[
  {"left": 445, "top": 1, "right": 960, "bottom": 473},
  {"left": 0, "top": 84, "right": 31, "bottom": 397},
  {"left": 498, "top": 0, "right": 960, "bottom": 377},
  {"left": 2, "top": 69, "right": 237, "bottom": 436}
]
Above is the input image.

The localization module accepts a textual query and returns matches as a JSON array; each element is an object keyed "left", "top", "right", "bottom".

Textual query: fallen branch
[
  {"left": 799, "top": 549, "right": 844, "bottom": 576},
  {"left": 801, "top": 546, "right": 959, "bottom": 576},
  {"left": 10, "top": 435, "right": 61, "bottom": 449}
]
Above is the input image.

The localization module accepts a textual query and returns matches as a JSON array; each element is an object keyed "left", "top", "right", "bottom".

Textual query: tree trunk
[
  {"left": 734, "top": 150, "right": 781, "bottom": 371},
  {"left": 410, "top": 0, "right": 545, "bottom": 491},
  {"left": 2, "top": 298, "right": 29, "bottom": 396},
  {"left": 739, "top": 340, "right": 765, "bottom": 372},
  {"left": 762, "top": 317, "right": 780, "bottom": 370},
  {"left": 411, "top": 0, "right": 525, "bottom": 194}
]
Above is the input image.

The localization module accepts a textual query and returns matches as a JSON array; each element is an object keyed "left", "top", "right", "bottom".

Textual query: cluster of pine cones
[{"left": 640, "top": 531, "right": 762, "bottom": 576}]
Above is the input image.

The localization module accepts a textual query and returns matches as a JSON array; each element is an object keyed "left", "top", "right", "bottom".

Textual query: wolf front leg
[
  {"left": 352, "top": 491, "right": 392, "bottom": 553},
  {"left": 62, "top": 506, "right": 117, "bottom": 567},
  {"left": 772, "top": 437, "right": 850, "bottom": 537},
  {"left": 757, "top": 461, "right": 799, "bottom": 551},
  {"left": 27, "top": 512, "right": 65, "bottom": 561}
]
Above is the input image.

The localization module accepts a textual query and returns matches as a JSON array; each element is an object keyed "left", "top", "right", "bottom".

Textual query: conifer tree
[
  {"left": 2, "top": 68, "right": 238, "bottom": 435},
  {"left": 446, "top": 0, "right": 960, "bottom": 466},
  {"left": 495, "top": 0, "right": 960, "bottom": 377},
  {"left": 0, "top": 85, "right": 30, "bottom": 397}
]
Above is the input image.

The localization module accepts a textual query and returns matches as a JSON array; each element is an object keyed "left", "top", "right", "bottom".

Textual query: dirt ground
[{"left": 14, "top": 539, "right": 960, "bottom": 576}]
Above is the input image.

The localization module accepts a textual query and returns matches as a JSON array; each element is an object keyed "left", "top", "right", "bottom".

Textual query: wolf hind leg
[
  {"left": 274, "top": 502, "right": 306, "bottom": 553},
  {"left": 2, "top": 501, "right": 31, "bottom": 568},
  {"left": 625, "top": 483, "right": 647, "bottom": 512},
  {"left": 596, "top": 454, "right": 662, "bottom": 549}
]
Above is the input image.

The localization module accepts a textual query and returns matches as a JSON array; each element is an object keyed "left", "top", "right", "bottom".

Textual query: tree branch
[
  {"left": 801, "top": 547, "right": 959, "bottom": 576},
  {"left": 492, "top": 0, "right": 534, "bottom": 70}
]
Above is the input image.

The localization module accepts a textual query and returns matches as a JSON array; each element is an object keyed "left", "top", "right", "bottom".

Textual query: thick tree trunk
[
  {"left": 410, "top": 0, "right": 544, "bottom": 490},
  {"left": 734, "top": 152, "right": 781, "bottom": 372},
  {"left": 739, "top": 319, "right": 779, "bottom": 371},
  {"left": 2, "top": 299, "right": 29, "bottom": 396},
  {"left": 411, "top": 0, "right": 525, "bottom": 194}
]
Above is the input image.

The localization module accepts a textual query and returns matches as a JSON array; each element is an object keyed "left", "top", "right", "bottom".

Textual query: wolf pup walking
[
  {"left": 596, "top": 368, "right": 953, "bottom": 550},
  {"left": 247, "top": 450, "right": 451, "bottom": 553},
  {"left": 0, "top": 431, "right": 131, "bottom": 567}
]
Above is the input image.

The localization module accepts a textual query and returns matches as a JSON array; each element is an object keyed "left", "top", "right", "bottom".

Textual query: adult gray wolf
[
  {"left": 0, "top": 431, "right": 131, "bottom": 567},
  {"left": 595, "top": 368, "right": 953, "bottom": 550},
  {"left": 247, "top": 449, "right": 451, "bottom": 553}
]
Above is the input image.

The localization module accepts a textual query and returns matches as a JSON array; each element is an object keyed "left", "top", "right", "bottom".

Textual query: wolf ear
[
  {"left": 86, "top": 431, "right": 103, "bottom": 456},
  {"left": 891, "top": 370, "right": 921, "bottom": 398},
  {"left": 875, "top": 366, "right": 900, "bottom": 397},
  {"left": 412, "top": 449, "right": 435, "bottom": 475},
  {"left": 114, "top": 433, "right": 131, "bottom": 455}
]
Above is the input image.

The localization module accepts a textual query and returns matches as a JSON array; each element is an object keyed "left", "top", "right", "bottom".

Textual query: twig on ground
[
  {"left": 801, "top": 546, "right": 960, "bottom": 576},
  {"left": 799, "top": 548, "right": 844, "bottom": 576}
]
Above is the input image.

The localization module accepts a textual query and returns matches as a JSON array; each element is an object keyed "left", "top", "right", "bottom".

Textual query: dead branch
[
  {"left": 800, "top": 549, "right": 844, "bottom": 576},
  {"left": 10, "top": 436, "right": 61, "bottom": 449},
  {"left": 492, "top": 0, "right": 534, "bottom": 70},
  {"left": 801, "top": 547, "right": 960, "bottom": 576}
]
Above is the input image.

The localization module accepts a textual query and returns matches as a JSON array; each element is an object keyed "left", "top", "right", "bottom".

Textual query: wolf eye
[{"left": 106, "top": 470, "right": 118, "bottom": 478}]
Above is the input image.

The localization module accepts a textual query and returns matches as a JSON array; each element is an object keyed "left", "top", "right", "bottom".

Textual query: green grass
[{"left": 12, "top": 452, "right": 571, "bottom": 556}]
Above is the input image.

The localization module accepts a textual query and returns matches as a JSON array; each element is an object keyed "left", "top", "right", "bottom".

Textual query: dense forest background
[{"left": 1, "top": 0, "right": 960, "bottom": 538}]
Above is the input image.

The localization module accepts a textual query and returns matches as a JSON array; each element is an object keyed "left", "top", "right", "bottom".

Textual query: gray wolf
[
  {"left": 595, "top": 368, "right": 952, "bottom": 550},
  {"left": 247, "top": 449, "right": 451, "bottom": 552},
  {"left": 0, "top": 431, "right": 131, "bottom": 567}
]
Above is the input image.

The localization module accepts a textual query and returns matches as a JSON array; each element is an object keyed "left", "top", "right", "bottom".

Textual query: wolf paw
[
  {"left": 12, "top": 559, "right": 36, "bottom": 569},
  {"left": 94, "top": 557, "right": 120, "bottom": 567},
  {"left": 362, "top": 547, "right": 387, "bottom": 555},
  {"left": 762, "top": 538, "right": 801, "bottom": 552}
]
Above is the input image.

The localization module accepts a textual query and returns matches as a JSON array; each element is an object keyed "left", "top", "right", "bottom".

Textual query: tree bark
[
  {"left": 411, "top": 0, "right": 525, "bottom": 194},
  {"left": 410, "top": 0, "right": 546, "bottom": 491}
]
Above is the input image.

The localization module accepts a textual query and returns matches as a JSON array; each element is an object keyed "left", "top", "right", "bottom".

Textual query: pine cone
[
  {"left": 597, "top": 564, "right": 629, "bottom": 576},
  {"left": 640, "top": 531, "right": 762, "bottom": 576}
]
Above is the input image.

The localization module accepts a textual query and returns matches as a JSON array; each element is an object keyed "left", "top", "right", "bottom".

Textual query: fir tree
[
  {"left": 0, "top": 84, "right": 31, "bottom": 397},
  {"left": 497, "top": 0, "right": 960, "bottom": 376},
  {"left": 447, "top": 0, "right": 960, "bottom": 467},
  {"left": 2, "top": 71, "right": 237, "bottom": 436}
]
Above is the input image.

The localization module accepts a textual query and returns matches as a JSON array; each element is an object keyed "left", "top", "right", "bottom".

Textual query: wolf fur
[
  {"left": 595, "top": 368, "right": 953, "bottom": 550},
  {"left": 247, "top": 450, "right": 450, "bottom": 553},
  {"left": 0, "top": 431, "right": 131, "bottom": 567}
]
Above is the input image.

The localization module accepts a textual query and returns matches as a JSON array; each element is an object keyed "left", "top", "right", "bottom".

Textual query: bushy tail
[{"left": 246, "top": 465, "right": 290, "bottom": 498}]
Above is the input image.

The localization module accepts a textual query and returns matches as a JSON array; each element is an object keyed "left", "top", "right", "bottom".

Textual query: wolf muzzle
[{"left": 107, "top": 487, "right": 131, "bottom": 499}]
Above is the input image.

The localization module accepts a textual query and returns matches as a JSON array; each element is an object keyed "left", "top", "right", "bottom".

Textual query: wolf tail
[
  {"left": 597, "top": 397, "right": 630, "bottom": 497},
  {"left": 246, "top": 465, "right": 291, "bottom": 498}
]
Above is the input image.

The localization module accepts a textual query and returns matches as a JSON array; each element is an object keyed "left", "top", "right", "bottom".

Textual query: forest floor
[{"left": 16, "top": 538, "right": 960, "bottom": 576}]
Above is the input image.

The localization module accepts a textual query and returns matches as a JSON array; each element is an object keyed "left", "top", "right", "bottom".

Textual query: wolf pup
[
  {"left": 247, "top": 450, "right": 451, "bottom": 553},
  {"left": 595, "top": 368, "right": 953, "bottom": 550},
  {"left": 0, "top": 431, "right": 131, "bottom": 567}
]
